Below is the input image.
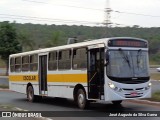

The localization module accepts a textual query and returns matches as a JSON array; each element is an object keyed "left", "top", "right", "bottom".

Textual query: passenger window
[
  {"left": 15, "top": 57, "right": 21, "bottom": 72},
  {"left": 58, "top": 50, "right": 71, "bottom": 70},
  {"left": 48, "top": 51, "right": 57, "bottom": 70},
  {"left": 73, "top": 48, "right": 87, "bottom": 69},
  {"left": 22, "top": 56, "right": 29, "bottom": 72},
  {"left": 30, "top": 54, "right": 38, "bottom": 71},
  {"left": 10, "top": 58, "right": 15, "bottom": 72}
]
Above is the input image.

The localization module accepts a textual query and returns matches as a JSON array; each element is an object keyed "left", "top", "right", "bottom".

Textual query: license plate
[{"left": 131, "top": 92, "right": 138, "bottom": 96}]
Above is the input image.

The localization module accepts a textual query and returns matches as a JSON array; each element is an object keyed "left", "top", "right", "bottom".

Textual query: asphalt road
[
  {"left": 0, "top": 90, "right": 160, "bottom": 120},
  {"left": 0, "top": 68, "right": 6, "bottom": 74},
  {"left": 151, "top": 80, "right": 160, "bottom": 93},
  {"left": 0, "top": 76, "right": 8, "bottom": 86},
  {"left": 150, "top": 67, "right": 159, "bottom": 74}
]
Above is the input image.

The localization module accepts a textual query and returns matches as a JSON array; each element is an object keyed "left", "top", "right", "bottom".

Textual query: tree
[
  {"left": 17, "top": 32, "right": 35, "bottom": 52},
  {"left": 45, "top": 31, "right": 61, "bottom": 47},
  {"left": 0, "top": 22, "right": 22, "bottom": 75}
]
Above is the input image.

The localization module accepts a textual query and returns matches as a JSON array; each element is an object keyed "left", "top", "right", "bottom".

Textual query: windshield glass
[{"left": 107, "top": 50, "right": 149, "bottom": 78}]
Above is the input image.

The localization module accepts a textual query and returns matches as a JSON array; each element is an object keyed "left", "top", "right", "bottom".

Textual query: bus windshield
[{"left": 107, "top": 50, "right": 149, "bottom": 79}]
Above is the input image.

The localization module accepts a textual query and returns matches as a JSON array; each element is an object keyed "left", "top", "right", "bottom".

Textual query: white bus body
[{"left": 9, "top": 37, "right": 151, "bottom": 109}]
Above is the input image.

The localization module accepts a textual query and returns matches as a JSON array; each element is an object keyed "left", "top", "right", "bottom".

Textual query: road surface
[
  {"left": 0, "top": 90, "right": 160, "bottom": 120},
  {"left": 0, "top": 76, "right": 8, "bottom": 86},
  {"left": 0, "top": 68, "right": 6, "bottom": 74},
  {"left": 150, "top": 67, "right": 159, "bottom": 74}
]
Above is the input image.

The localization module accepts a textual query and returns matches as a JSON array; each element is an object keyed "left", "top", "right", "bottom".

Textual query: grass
[
  {"left": 150, "top": 73, "right": 160, "bottom": 80},
  {"left": 148, "top": 91, "right": 160, "bottom": 102},
  {"left": 0, "top": 104, "right": 14, "bottom": 110},
  {"left": 0, "top": 84, "right": 9, "bottom": 89},
  {"left": 149, "top": 60, "right": 158, "bottom": 65},
  {"left": 0, "top": 106, "right": 12, "bottom": 111}
]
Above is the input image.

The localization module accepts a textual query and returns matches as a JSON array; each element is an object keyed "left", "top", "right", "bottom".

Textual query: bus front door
[
  {"left": 88, "top": 47, "right": 104, "bottom": 99},
  {"left": 39, "top": 55, "right": 48, "bottom": 96}
]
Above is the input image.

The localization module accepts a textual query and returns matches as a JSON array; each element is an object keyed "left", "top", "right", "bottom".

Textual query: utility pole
[{"left": 103, "top": 0, "right": 112, "bottom": 37}]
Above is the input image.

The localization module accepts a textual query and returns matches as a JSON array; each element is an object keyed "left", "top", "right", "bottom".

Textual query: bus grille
[{"left": 122, "top": 87, "right": 144, "bottom": 91}]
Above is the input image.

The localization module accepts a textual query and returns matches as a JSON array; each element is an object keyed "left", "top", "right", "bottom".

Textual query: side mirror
[
  {"left": 105, "top": 51, "right": 109, "bottom": 66},
  {"left": 106, "top": 51, "right": 109, "bottom": 62}
]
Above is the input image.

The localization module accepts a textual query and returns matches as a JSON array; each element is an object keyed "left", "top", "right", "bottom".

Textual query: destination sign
[{"left": 108, "top": 39, "right": 147, "bottom": 48}]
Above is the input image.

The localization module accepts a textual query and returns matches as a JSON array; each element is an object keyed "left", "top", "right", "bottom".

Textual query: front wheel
[
  {"left": 77, "top": 89, "right": 89, "bottom": 109},
  {"left": 112, "top": 100, "right": 122, "bottom": 105}
]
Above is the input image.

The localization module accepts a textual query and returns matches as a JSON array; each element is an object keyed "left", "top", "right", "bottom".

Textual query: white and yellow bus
[{"left": 9, "top": 37, "right": 151, "bottom": 109}]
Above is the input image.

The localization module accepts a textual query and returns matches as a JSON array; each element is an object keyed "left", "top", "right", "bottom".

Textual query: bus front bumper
[{"left": 104, "top": 82, "right": 151, "bottom": 101}]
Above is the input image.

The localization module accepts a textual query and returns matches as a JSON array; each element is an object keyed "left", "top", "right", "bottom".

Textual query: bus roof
[{"left": 10, "top": 37, "right": 147, "bottom": 57}]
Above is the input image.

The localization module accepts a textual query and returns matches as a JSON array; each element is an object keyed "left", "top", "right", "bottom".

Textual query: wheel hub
[
  {"left": 29, "top": 90, "right": 33, "bottom": 100},
  {"left": 78, "top": 94, "right": 84, "bottom": 105}
]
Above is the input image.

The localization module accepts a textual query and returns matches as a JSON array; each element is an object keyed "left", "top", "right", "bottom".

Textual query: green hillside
[{"left": 1, "top": 22, "right": 160, "bottom": 66}]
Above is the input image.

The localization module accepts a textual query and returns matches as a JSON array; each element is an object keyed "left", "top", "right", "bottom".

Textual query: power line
[
  {"left": 22, "top": 0, "right": 103, "bottom": 11},
  {"left": 114, "top": 10, "right": 160, "bottom": 18},
  {"left": 1, "top": 1, "right": 159, "bottom": 27},
  {"left": 0, "top": 13, "right": 102, "bottom": 25},
  {"left": 22, "top": 0, "right": 160, "bottom": 18},
  {"left": 0, "top": 14, "right": 150, "bottom": 27},
  {"left": 0, "top": 13, "right": 155, "bottom": 27},
  {"left": 22, "top": 0, "right": 160, "bottom": 28}
]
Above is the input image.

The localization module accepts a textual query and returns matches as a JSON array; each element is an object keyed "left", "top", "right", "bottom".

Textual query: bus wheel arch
[{"left": 73, "top": 84, "right": 89, "bottom": 109}]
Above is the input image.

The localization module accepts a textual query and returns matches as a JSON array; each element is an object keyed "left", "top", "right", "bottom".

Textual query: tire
[
  {"left": 77, "top": 89, "right": 89, "bottom": 109},
  {"left": 112, "top": 100, "right": 122, "bottom": 105},
  {"left": 27, "top": 86, "right": 35, "bottom": 102}
]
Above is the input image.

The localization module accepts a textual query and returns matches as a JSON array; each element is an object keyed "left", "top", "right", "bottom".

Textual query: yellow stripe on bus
[
  {"left": 9, "top": 75, "right": 38, "bottom": 82},
  {"left": 9, "top": 74, "right": 87, "bottom": 83},
  {"left": 47, "top": 74, "right": 87, "bottom": 83}
]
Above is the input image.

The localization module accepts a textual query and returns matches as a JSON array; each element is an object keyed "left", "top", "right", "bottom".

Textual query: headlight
[
  {"left": 108, "top": 83, "right": 122, "bottom": 92},
  {"left": 145, "top": 82, "right": 152, "bottom": 90},
  {"left": 108, "top": 83, "right": 116, "bottom": 89}
]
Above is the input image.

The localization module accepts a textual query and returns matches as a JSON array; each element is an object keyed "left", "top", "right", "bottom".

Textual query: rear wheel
[
  {"left": 77, "top": 89, "right": 89, "bottom": 109},
  {"left": 112, "top": 100, "right": 122, "bottom": 105},
  {"left": 27, "top": 86, "right": 35, "bottom": 102}
]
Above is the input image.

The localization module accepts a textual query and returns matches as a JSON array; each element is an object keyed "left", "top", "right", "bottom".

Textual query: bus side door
[
  {"left": 88, "top": 44, "right": 105, "bottom": 99},
  {"left": 39, "top": 54, "right": 48, "bottom": 96}
]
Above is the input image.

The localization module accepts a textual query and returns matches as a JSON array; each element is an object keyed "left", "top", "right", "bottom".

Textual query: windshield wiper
[
  {"left": 118, "top": 48, "right": 131, "bottom": 68},
  {"left": 137, "top": 49, "right": 142, "bottom": 69}
]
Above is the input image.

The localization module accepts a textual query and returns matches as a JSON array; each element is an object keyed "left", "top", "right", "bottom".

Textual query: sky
[{"left": 0, "top": 0, "right": 160, "bottom": 27}]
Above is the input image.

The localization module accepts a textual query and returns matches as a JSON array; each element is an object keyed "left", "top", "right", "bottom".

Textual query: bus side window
[
  {"left": 15, "top": 57, "right": 21, "bottom": 72},
  {"left": 48, "top": 51, "right": 57, "bottom": 70},
  {"left": 73, "top": 48, "right": 87, "bottom": 69},
  {"left": 58, "top": 50, "right": 71, "bottom": 70},
  {"left": 22, "top": 56, "right": 29, "bottom": 72},
  {"left": 30, "top": 54, "right": 38, "bottom": 71},
  {"left": 10, "top": 58, "right": 15, "bottom": 72}
]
